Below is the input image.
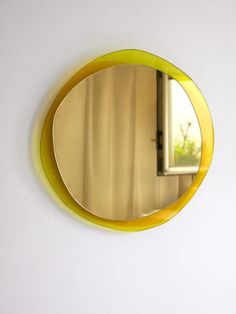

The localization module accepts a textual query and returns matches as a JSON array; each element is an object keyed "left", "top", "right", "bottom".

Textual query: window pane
[{"left": 169, "top": 79, "right": 201, "bottom": 167}]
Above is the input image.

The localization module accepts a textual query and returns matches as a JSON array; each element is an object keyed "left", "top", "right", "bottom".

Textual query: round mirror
[
  {"left": 53, "top": 64, "right": 202, "bottom": 220},
  {"left": 38, "top": 49, "right": 214, "bottom": 231}
]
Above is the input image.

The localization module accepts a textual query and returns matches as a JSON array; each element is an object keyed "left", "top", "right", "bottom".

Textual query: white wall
[{"left": 1, "top": 0, "right": 236, "bottom": 313}]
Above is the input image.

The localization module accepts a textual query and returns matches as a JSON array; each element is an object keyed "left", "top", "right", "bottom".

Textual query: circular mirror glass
[{"left": 52, "top": 64, "right": 202, "bottom": 220}]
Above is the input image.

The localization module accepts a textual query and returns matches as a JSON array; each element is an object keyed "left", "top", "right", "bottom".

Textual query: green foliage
[{"left": 174, "top": 139, "right": 200, "bottom": 166}]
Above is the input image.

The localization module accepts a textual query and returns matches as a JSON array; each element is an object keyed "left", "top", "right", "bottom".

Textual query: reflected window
[{"left": 157, "top": 73, "right": 201, "bottom": 175}]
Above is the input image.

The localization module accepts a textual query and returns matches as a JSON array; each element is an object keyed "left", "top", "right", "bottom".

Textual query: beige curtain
[{"left": 53, "top": 65, "right": 192, "bottom": 220}]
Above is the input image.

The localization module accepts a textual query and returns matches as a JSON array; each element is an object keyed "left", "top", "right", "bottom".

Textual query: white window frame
[{"left": 157, "top": 72, "right": 200, "bottom": 176}]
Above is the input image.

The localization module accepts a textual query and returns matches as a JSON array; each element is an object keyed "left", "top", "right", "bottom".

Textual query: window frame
[{"left": 157, "top": 72, "right": 200, "bottom": 176}]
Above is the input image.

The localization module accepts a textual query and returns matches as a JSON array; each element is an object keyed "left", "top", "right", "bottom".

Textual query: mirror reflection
[{"left": 53, "top": 64, "right": 201, "bottom": 220}]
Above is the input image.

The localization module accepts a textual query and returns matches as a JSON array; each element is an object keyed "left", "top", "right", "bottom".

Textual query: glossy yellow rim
[{"left": 37, "top": 49, "right": 214, "bottom": 231}]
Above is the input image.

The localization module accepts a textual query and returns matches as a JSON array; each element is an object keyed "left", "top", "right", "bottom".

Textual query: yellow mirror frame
[{"left": 34, "top": 49, "right": 214, "bottom": 231}]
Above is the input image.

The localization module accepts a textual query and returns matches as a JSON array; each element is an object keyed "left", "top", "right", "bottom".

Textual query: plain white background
[{"left": 0, "top": 0, "right": 236, "bottom": 313}]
